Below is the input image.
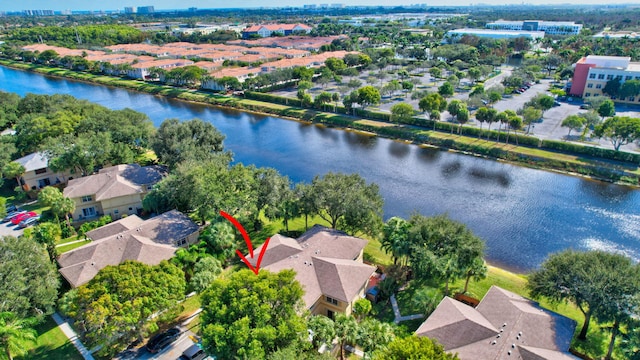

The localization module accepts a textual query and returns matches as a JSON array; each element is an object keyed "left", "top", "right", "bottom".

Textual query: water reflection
[
  {"left": 343, "top": 131, "right": 377, "bottom": 150},
  {"left": 313, "top": 124, "right": 340, "bottom": 141},
  {"left": 388, "top": 141, "right": 411, "bottom": 158},
  {"left": 468, "top": 167, "right": 511, "bottom": 187},
  {"left": 579, "top": 178, "right": 636, "bottom": 203},
  {"left": 415, "top": 147, "right": 441, "bottom": 163},
  {"left": 441, "top": 161, "right": 462, "bottom": 178}
]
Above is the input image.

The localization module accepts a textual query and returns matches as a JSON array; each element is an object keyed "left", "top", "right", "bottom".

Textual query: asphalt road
[{"left": 0, "top": 219, "right": 25, "bottom": 238}]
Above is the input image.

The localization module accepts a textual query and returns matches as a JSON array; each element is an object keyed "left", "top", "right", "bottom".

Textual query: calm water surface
[{"left": 2, "top": 65, "right": 639, "bottom": 272}]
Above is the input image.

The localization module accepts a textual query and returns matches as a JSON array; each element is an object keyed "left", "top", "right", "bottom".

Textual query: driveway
[
  {"left": 0, "top": 220, "right": 25, "bottom": 238},
  {"left": 117, "top": 328, "right": 199, "bottom": 360}
]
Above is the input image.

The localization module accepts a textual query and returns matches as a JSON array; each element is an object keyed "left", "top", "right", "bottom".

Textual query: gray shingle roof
[
  {"left": 15, "top": 152, "right": 49, "bottom": 172},
  {"left": 57, "top": 210, "right": 199, "bottom": 288},
  {"left": 250, "top": 225, "right": 375, "bottom": 308},
  {"left": 416, "top": 286, "right": 578, "bottom": 360},
  {"left": 63, "top": 164, "right": 166, "bottom": 200}
]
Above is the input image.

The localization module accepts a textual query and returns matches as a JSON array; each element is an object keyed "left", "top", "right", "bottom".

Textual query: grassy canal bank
[{"left": 2, "top": 59, "right": 639, "bottom": 186}]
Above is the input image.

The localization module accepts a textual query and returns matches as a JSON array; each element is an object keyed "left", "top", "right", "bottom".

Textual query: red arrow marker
[{"left": 220, "top": 210, "right": 270, "bottom": 275}]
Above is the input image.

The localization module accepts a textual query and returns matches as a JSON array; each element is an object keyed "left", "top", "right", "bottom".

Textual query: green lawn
[
  {"left": 17, "top": 316, "right": 82, "bottom": 360},
  {"left": 56, "top": 240, "right": 91, "bottom": 253}
]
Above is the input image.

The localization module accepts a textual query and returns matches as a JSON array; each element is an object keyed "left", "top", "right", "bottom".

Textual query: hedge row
[
  {"left": 245, "top": 91, "right": 303, "bottom": 107},
  {"left": 541, "top": 140, "right": 640, "bottom": 164}
]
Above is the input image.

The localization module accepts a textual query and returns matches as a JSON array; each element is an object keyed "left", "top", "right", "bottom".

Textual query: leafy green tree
[
  {"left": 151, "top": 118, "right": 226, "bottom": 170},
  {"left": 308, "top": 315, "right": 336, "bottom": 350},
  {"left": 325, "top": 57, "right": 347, "bottom": 73},
  {"left": 561, "top": 115, "right": 585, "bottom": 138},
  {"left": 488, "top": 91, "right": 502, "bottom": 104},
  {"left": 0, "top": 312, "right": 37, "bottom": 360},
  {"left": 294, "top": 66, "right": 314, "bottom": 82},
  {"left": 602, "top": 78, "right": 621, "bottom": 97},
  {"left": 429, "top": 67, "right": 442, "bottom": 79},
  {"left": 31, "top": 223, "right": 61, "bottom": 262},
  {"left": 456, "top": 108, "right": 469, "bottom": 133},
  {"left": 467, "top": 67, "right": 482, "bottom": 83},
  {"left": 438, "top": 82, "right": 454, "bottom": 98},
  {"left": 597, "top": 99, "right": 616, "bottom": 119},
  {"left": 372, "top": 335, "right": 459, "bottom": 360},
  {"left": 0, "top": 236, "right": 59, "bottom": 318},
  {"left": 2, "top": 162, "right": 24, "bottom": 191},
  {"left": 407, "top": 214, "right": 485, "bottom": 296},
  {"left": 619, "top": 80, "right": 640, "bottom": 99},
  {"left": 528, "top": 250, "right": 629, "bottom": 341},
  {"left": 353, "top": 299, "right": 372, "bottom": 322},
  {"left": 310, "top": 172, "right": 383, "bottom": 237},
  {"left": 594, "top": 116, "right": 640, "bottom": 150},
  {"left": 200, "top": 220, "right": 238, "bottom": 263},
  {"left": 59, "top": 260, "right": 186, "bottom": 358},
  {"left": 334, "top": 314, "right": 359, "bottom": 360},
  {"left": 357, "top": 86, "right": 381, "bottom": 108},
  {"left": 314, "top": 92, "right": 334, "bottom": 111},
  {"left": 522, "top": 106, "right": 542, "bottom": 134},
  {"left": 390, "top": 103, "right": 415, "bottom": 123},
  {"left": 534, "top": 94, "right": 555, "bottom": 116},
  {"left": 419, "top": 93, "right": 447, "bottom": 129},
  {"left": 462, "top": 258, "right": 487, "bottom": 294},
  {"left": 200, "top": 269, "right": 307, "bottom": 360}
]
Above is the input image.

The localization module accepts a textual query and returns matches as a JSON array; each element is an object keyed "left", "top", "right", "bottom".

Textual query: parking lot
[{"left": 0, "top": 218, "right": 25, "bottom": 238}]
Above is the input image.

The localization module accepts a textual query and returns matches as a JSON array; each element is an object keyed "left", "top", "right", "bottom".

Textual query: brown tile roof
[
  {"left": 415, "top": 286, "right": 578, "bottom": 360},
  {"left": 249, "top": 225, "right": 375, "bottom": 307},
  {"left": 63, "top": 164, "right": 166, "bottom": 200},
  {"left": 57, "top": 210, "right": 199, "bottom": 288}
]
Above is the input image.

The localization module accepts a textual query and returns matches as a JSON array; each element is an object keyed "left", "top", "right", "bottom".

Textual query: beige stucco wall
[
  {"left": 21, "top": 168, "right": 71, "bottom": 191},
  {"left": 101, "top": 195, "right": 144, "bottom": 219}
]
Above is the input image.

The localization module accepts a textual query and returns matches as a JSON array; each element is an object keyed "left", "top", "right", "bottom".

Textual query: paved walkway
[
  {"left": 390, "top": 294, "right": 424, "bottom": 324},
  {"left": 52, "top": 312, "right": 95, "bottom": 360}
]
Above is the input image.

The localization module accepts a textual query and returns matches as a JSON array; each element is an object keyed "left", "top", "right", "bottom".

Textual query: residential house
[
  {"left": 63, "top": 164, "right": 166, "bottom": 221},
  {"left": 127, "top": 58, "right": 195, "bottom": 79},
  {"left": 415, "top": 286, "right": 578, "bottom": 360},
  {"left": 57, "top": 210, "right": 200, "bottom": 287},
  {"left": 242, "top": 23, "right": 312, "bottom": 39},
  {"left": 14, "top": 152, "right": 69, "bottom": 191},
  {"left": 248, "top": 225, "right": 376, "bottom": 318}
]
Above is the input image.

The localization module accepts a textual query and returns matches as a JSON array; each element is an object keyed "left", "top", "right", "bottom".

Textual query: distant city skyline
[{"left": 1, "top": 0, "right": 639, "bottom": 12}]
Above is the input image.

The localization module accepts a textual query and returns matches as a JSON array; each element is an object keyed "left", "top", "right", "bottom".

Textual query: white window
[
  {"left": 585, "top": 93, "right": 591, "bottom": 97},
  {"left": 629, "top": 97, "right": 635, "bottom": 102},
  {"left": 82, "top": 207, "right": 96, "bottom": 217},
  {"left": 81, "top": 195, "right": 92, "bottom": 203},
  {"left": 176, "top": 238, "right": 187, "bottom": 246},
  {"left": 587, "top": 83, "right": 593, "bottom": 88},
  {"left": 596, "top": 84, "right": 602, "bottom": 89},
  {"left": 594, "top": 94, "right": 600, "bottom": 97},
  {"left": 606, "top": 75, "right": 613, "bottom": 80},
  {"left": 114, "top": 209, "right": 119, "bottom": 215},
  {"left": 326, "top": 296, "right": 339, "bottom": 306},
  {"left": 626, "top": 76, "right": 632, "bottom": 80},
  {"left": 598, "top": 74, "right": 605, "bottom": 79},
  {"left": 589, "top": 73, "right": 596, "bottom": 79}
]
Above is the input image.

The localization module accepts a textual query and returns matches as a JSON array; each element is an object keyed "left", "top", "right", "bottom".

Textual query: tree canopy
[
  {"left": 200, "top": 269, "right": 307, "bottom": 359},
  {"left": 0, "top": 236, "right": 59, "bottom": 318},
  {"left": 373, "top": 335, "right": 459, "bottom": 360},
  {"left": 594, "top": 116, "right": 640, "bottom": 151},
  {"left": 59, "top": 260, "right": 186, "bottom": 358}
]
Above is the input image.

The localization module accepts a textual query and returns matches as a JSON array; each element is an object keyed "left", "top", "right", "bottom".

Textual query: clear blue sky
[{"left": 1, "top": 0, "right": 638, "bottom": 12}]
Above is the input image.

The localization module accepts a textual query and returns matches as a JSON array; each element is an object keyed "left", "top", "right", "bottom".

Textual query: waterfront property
[
  {"left": 14, "top": 152, "right": 70, "bottom": 191},
  {"left": 57, "top": 210, "right": 200, "bottom": 287},
  {"left": 485, "top": 20, "right": 582, "bottom": 35},
  {"left": 248, "top": 225, "right": 376, "bottom": 318},
  {"left": 62, "top": 164, "right": 166, "bottom": 221},
  {"left": 444, "top": 28, "right": 544, "bottom": 43},
  {"left": 416, "top": 286, "right": 577, "bottom": 360},
  {"left": 570, "top": 55, "right": 640, "bottom": 104}
]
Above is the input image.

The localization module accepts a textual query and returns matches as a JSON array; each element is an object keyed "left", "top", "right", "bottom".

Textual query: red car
[{"left": 11, "top": 211, "right": 37, "bottom": 225}]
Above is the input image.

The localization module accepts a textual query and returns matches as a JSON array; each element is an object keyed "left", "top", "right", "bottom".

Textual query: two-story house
[
  {"left": 63, "top": 164, "right": 166, "bottom": 221},
  {"left": 57, "top": 210, "right": 200, "bottom": 287},
  {"left": 14, "top": 152, "right": 69, "bottom": 191},
  {"left": 249, "top": 225, "right": 376, "bottom": 318}
]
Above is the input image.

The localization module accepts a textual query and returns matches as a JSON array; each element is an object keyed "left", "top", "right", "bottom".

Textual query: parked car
[
  {"left": 553, "top": 101, "right": 561, "bottom": 107},
  {"left": 580, "top": 104, "right": 592, "bottom": 109},
  {"left": 146, "top": 328, "right": 181, "bottom": 353},
  {"left": 5, "top": 204, "right": 18, "bottom": 213},
  {"left": 10, "top": 211, "right": 37, "bottom": 225},
  {"left": 179, "top": 344, "right": 209, "bottom": 360},
  {"left": 3, "top": 210, "right": 25, "bottom": 223},
  {"left": 18, "top": 216, "right": 40, "bottom": 228}
]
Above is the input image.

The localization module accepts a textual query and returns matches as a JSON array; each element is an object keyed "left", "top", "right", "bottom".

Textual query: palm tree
[
  {"left": 381, "top": 217, "right": 411, "bottom": 266},
  {"left": 0, "top": 312, "right": 37, "bottom": 360},
  {"left": 2, "top": 162, "right": 26, "bottom": 192},
  {"left": 334, "top": 314, "right": 358, "bottom": 360},
  {"left": 358, "top": 319, "right": 395, "bottom": 358}
]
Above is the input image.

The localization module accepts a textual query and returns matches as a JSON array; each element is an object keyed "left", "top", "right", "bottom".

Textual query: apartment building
[
  {"left": 486, "top": 20, "right": 582, "bottom": 35},
  {"left": 242, "top": 23, "right": 312, "bottom": 39},
  {"left": 444, "top": 29, "right": 544, "bottom": 43},
  {"left": 570, "top": 55, "right": 640, "bottom": 104}
]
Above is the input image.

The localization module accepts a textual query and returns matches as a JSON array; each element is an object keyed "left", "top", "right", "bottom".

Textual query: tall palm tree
[
  {"left": 0, "top": 312, "right": 37, "bottom": 360},
  {"left": 334, "top": 314, "right": 358, "bottom": 360}
]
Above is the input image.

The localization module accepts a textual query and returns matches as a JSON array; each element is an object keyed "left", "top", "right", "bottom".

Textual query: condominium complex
[
  {"left": 486, "top": 20, "right": 582, "bottom": 35},
  {"left": 570, "top": 55, "right": 640, "bottom": 104}
]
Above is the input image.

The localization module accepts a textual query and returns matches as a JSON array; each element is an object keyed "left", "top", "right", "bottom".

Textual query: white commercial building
[
  {"left": 486, "top": 20, "right": 582, "bottom": 35},
  {"left": 570, "top": 55, "right": 640, "bottom": 104},
  {"left": 444, "top": 28, "right": 544, "bottom": 43}
]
